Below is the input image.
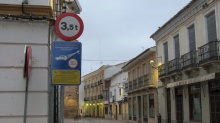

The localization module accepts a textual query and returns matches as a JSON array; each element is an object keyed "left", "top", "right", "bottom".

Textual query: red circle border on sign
[{"left": 55, "top": 12, "right": 84, "bottom": 41}]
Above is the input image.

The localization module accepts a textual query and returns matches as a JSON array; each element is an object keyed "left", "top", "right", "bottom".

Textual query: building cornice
[
  {"left": 150, "top": 0, "right": 215, "bottom": 41},
  {"left": 0, "top": 4, "right": 53, "bottom": 17}
]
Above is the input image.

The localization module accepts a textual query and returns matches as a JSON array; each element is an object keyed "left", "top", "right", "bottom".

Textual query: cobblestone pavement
[{"left": 64, "top": 118, "right": 129, "bottom": 123}]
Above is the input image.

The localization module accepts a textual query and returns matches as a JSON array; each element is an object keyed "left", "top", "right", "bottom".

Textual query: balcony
[
  {"left": 98, "top": 94, "right": 103, "bottom": 99},
  {"left": 158, "top": 63, "right": 168, "bottom": 78},
  {"left": 98, "top": 80, "right": 103, "bottom": 85},
  {"left": 168, "top": 58, "right": 181, "bottom": 74},
  {"left": 133, "top": 79, "right": 137, "bottom": 90},
  {"left": 127, "top": 75, "right": 153, "bottom": 93},
  {"left": 181, "top": 50, "right": 198, "bottom": 70},
  {"left": 143, "top": 74, "right": 149, "bottom": 86},
  {"left": 125, "top": 82, "right": 129, "bottom": 92},
  {"left": 198, "top": 41, "right": 220, "bottom": 65},
  {"left": 112, "top": 95, "right": 116, "bottom": 102},
  {"left": 129, "top": 81, "right": 132, "bottom": 91},
  {"left": 138, "top": 77, "right": 143, "bottom": 88}
]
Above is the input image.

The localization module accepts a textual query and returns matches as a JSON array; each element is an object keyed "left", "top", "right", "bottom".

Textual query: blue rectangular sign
[{"left": 51, "top": 41, "right": 82, "bottom": 85}]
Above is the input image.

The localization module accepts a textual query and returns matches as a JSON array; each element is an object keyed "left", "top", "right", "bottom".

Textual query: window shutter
[
  {"left": 188, "top": 25, "right": 196, "bottom": 51},
  {"left": 206, "top": 12, "right": 217, "bottom": 42},
  {"left": 164, "top": 42, "right": 168, "bottom": 63},
  {"left": 174, "top": 35, "right": 180, "bottom": 58}
]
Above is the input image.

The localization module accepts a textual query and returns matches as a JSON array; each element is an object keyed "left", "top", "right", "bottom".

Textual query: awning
[{"left": 167, "top": 73, "right": 215, "bottom": 88}]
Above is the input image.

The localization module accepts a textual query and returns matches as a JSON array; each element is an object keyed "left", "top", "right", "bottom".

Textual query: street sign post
[
  {"left": 55, "top": 12, "right": 84, "bottom": 41},
  {"left": 51, "top": 41, "right": 82, "bottom": 85}
]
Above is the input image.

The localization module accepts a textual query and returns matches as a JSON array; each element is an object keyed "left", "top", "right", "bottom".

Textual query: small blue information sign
[{"left": 51, "top": 41, "right": 82, "bottom": 85}]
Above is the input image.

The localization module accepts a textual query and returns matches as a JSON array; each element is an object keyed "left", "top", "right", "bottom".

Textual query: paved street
[{"left": 64, "top": 118, "right": 129, "bottom": 123}]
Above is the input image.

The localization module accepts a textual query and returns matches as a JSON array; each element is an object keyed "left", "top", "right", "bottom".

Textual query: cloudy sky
[{"left": 78, "top": 0, "right": 191, "bottom": 76}]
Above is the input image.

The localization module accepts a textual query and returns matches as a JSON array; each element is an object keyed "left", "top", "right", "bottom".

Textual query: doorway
[
  {"left": 175, "top": 88, "right": 183, "bottom": 123},
  {"left": 209, "top": 80, "right": 220, "bottom": 123},
  {"left": 138, "top": 96, "right": 142, "bottom": 121},
  {"left": 167, "top": 88, "right": 171, "bottom": 123},
  {"left": 97, "top": 105, "right": 99, "bottom": 117}
]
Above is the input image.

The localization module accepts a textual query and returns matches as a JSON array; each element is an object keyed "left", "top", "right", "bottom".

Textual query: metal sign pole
[
  {"left": 23, "top": 78, "right": 29, "bottom": 123},
  {"left": 23, "top": 45, "right": 32, "bottom": 123}
]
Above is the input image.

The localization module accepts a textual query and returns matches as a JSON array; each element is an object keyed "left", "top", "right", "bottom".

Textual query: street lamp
[{"left": 150, "top": 57, "right": 162, "bottom": 70}]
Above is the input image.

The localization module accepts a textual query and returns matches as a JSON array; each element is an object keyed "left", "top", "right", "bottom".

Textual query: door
[
  {"left": 209, "top": 80, "right": 220, "bottom": 123},
  {"left": 175, "top": 88, "right": 183, "bottom": 123},
  {"left": 167, "top": 89, "right": 171, "bottom": 123},
  {"left": 97, "top": 105, "right": 99, "bottom": 117},
  {"left": 138, "top": 96, "right": 142, "bottom": 121}
]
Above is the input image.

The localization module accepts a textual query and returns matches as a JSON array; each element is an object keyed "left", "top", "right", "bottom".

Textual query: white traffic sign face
[{"left": 55, "top": 13, "right": 84, "bottom": 41}]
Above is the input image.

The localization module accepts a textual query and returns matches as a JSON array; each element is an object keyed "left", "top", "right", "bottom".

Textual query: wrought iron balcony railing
[
  {"left": 168, "top": 58, "right": 181, "bottom": 74},
  {"left": 133, "top": 79, "right": 137, "bottom": 89},
  {"left": 143, "top": 74, "right": 149, "bottom": 86},
  {"left": 158, "top": 63, "right": 168, "bottom": 78},
  {"left": 138, "top": 77, "right": 143, "bottom": 88},
  {"left": 129, "top": 81, "right": 132, "bottom": 91},
  {"left": 181, "top": 50, "right": 198, "bottom": 70},
  {"left": 125, "top": 82, "right": 129, "bottom": 92},
  {"left": 198, "top": 41, "right": 220, "bottom": 65}
]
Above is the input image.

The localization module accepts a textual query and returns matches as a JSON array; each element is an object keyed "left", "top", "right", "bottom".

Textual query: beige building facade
[
  {"left": 151, "top": 0, "right": 220, "bottom": 123},
  {"left": 122, "top": 47, "right": 158, "bottom": 123}
]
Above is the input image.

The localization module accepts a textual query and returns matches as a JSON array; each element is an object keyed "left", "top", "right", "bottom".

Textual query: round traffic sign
[
  {"left": 68, "top": 58, "right": 78, "bottom": 68},
  {"left": 55, "top": 12, "right": 84, "bottom": 41}
]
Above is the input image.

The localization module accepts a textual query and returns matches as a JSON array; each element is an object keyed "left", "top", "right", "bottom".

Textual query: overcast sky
[{"left": 78, "top": 0, "right": 191, "bottom": 76}]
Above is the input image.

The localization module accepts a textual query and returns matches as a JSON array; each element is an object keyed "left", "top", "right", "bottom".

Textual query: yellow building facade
[
  {"left": 83, "top": 65, "right": 110, "bottom": 118},
  {"left": 122, "top": 47, "right": 158, "bottom": 123},
  {"left": 151, "top": 0, "right": 220, "bottom": 123}
]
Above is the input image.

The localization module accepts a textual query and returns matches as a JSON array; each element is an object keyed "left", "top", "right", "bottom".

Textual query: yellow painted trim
[{"left": 0, "top": 4, "right": 52, "bottom": 17}]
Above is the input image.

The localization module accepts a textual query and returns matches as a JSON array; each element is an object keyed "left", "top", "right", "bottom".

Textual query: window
[
  {"left": 137, "top": 67, "right": 140, "bottom": 78},
  {"left": 128, "top": 72, "right": 131, "bottom": 81},
  {"left": 143, "top": 95, "right": 148, "bottom": 117},
  {"left": 149, "top": 93, "right": 155, "bottom": 118},
  {"left": 133, "top": 70, "right": 136, "bottom": 80},
  {"left": 163, "top": 42, "right": 168, "bottom": 63},
  {"left": 206, "top": 11, "right": 217, "bottom": 42},
  {"left": 143, "top": 64, "right": 146, "bottom": 75},
  {"left": 119, "top": 88, "right": 121, "bottom": 96},
  {"left": 114, "top": 89, "right": 116, "bottom": 100},
  {"left": 189, "top": 84, "right": 202, "bottom": 121},
  {"left": 188, "top": 24, "right": 196, "bottom": 51},
  {"left": 148, "top": 60, "right": 152, "bottom": 79},
  {"left": 105, "top": 107, "right": 108, "bottom": 114},
  {"left": 174, "top": 34, "right": 180, "bottom": 58}
]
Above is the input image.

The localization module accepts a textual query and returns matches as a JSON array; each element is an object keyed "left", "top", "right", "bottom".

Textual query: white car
[{"left": 55, "top": 55, "right": 68, "bottom": 60}]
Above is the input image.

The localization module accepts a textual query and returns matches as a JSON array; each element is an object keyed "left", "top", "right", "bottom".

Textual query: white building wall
[
  {"left": 0, "top": 10, "right": 50, "bottom": 123},
  {"left": 109, "top": 72, "right": 128, "bottom": 102}
]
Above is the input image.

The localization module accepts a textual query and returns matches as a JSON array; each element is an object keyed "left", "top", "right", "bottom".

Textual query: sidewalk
[{"left": 64, "top": 119, "right": 74, "bottom": 123}]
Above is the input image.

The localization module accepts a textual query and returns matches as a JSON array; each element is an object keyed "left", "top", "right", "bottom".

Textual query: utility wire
[{"left": 82, "top": 59, "right": 127, "bottom": 62}]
